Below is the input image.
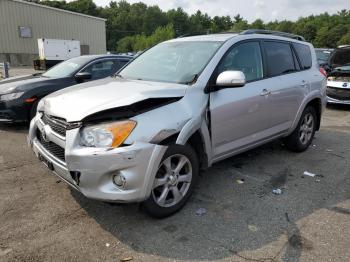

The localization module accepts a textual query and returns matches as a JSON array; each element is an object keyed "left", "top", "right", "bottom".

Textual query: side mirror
[
  {"left": 75, "top": 72, "right": 92, "bottom": 82},
  {"left": 216, "top": 71, "right": 246, "bottom": 88}
]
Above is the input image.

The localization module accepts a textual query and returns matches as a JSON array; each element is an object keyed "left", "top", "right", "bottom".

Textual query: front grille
[
  {"left": 327, "top": 86, "right": 350, "bottom": 101},
  {"left": 36, "top": 129, "right": 65, "bottom": 162},
  {"left": 42, "top": 114, "right": 67, "bottom": 137}
]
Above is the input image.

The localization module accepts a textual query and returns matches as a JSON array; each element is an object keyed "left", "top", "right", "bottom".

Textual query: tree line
[{"left": 29, "top": 0, "right": 350, "bottom": 52}]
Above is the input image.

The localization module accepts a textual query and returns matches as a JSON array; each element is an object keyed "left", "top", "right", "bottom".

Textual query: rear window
[
  {"left": 293, "top": 43, "right": 312, "bottom": 70},
  {"left": 263, "top": 41, "right": 296, "bottom": 77}
]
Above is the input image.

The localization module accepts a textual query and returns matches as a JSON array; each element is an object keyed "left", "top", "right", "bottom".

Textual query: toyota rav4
[{"left": 29, "top": 30, "right": 327, "bottom": 217}]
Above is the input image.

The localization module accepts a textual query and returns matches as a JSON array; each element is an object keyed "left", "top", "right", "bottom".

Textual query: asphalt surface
[{"left": 0, "top": 105, "right": 349, "bottom": 262}]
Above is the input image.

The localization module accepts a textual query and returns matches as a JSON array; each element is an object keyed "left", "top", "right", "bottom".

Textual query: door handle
[{"left": 260, "top": 89, "right": 271, "bottom": 96}]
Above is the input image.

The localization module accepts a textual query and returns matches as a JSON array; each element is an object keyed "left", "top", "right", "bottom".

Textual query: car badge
[{"left": 343, "top": 83, "right": 348, "bottom": 88}]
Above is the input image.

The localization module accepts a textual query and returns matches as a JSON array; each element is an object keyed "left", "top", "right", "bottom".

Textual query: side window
[
  {"left": 82, "top": 60, "right": 118, "bottom": 80},
  {"left": 217, "top": 42, "right": 263, "bottom": 82},
  {"left": 292, "top": 43, "right": 312, "bottom": 70},
  {"left": 263, "top": 41, "right": 296, "bottom": 77},
  {"left": 119, "top": 59, "right": 130, "bottom": 67}
]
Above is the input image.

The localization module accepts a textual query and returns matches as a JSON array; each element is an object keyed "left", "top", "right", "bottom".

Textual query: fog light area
[{"left": 113, "top": 173, "right": 126, "bottom": 188}]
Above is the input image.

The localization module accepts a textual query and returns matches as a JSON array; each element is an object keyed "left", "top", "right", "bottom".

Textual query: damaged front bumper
[{"left": 28, "top": 115, "right": 167, "bottom": 203}]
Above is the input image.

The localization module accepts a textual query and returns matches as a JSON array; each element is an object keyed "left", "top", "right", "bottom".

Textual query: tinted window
[
  {"left": 42, "top": 56, "right": 91, "bottom": 78},
  {"left": 82, "top": 59, "right": 120, "bottom": 79},
  {"left": 218, "top": 42, "right": 263, "bottom": 82},
  {"left": 293, "top": 43, "right": 312, "bottom": 69},
  {"left": 264, "top": 42, "right": 296, "bottom": 77}
]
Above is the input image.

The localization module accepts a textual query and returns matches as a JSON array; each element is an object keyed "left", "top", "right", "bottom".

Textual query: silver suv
[{"left": 29, "top": 30, "right": 327, "bottom": 217}]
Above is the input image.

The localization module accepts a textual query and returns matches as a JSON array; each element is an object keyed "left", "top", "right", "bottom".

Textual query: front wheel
[
  {"left": 141, "top": 144, "right": 199, "bottom": 218},
  {"left": 284, "top": 106, "right": 317, "bottom": 152}
]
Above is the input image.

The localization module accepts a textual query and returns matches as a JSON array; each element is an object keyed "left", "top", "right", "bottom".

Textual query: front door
[{"left": 210, "top": 41, "right": 274, "bottom": 159}]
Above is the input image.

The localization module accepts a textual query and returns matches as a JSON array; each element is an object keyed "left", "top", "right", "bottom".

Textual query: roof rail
[
  {"left": 240, "top": 29, "right": 306, "bottom": 41},
  {"left": 176, "top": 31, "right": 210, "bottom": 38}
]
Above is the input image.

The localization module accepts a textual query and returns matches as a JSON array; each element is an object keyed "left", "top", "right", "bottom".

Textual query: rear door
[{"left": 261, "top": 41, "right": 306, "bottom": 132}]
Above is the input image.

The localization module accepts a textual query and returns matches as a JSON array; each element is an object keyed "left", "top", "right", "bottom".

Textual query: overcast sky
[{"left": 90, "top": 0, "right": 350, "bottom": 22}]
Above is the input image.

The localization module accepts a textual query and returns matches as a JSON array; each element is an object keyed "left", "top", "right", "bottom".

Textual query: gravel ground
[{"left": 0, "top": 105, "right": 349, "bottom": 262}]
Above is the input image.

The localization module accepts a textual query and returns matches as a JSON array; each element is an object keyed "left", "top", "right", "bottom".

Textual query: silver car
[
  {"left": 28, "top": 31, "right": 327, "bottom": 217},
  {"left": 326, "top": 45, "right": 350, "bottom": 105}
]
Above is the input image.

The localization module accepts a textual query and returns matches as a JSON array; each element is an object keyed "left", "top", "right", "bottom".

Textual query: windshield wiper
[
  {"left": 185, "top": 74, "right": 199, "bottom": 85},
  {"left": 114, "top": 74, "right": 124, "bottom": 79}
]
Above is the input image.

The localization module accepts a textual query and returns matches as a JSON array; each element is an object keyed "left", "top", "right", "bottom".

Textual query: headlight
[
  {"left": 80, "top": 120, "right": 136, "bottom": 148},
  {"left": 0, "top": 92, "right": 24, "bottom": 101}
]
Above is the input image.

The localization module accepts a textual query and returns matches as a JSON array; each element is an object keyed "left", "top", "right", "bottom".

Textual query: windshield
[
  {"left": 119, "top": 41, "right": 223, "bottom": 84},
  {"left": 315, "top": 49, "right": 332, "bottom": 64},
  {"left": 42, "top": 57, "right": 91, "bottom": 78}
]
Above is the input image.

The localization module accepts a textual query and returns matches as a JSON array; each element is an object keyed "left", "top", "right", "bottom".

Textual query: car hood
[
  {"left": 42, "top": 77, "right": 188, "bottom": 122},
  {"left": 0, "top": 74, "right": 51, "bottom": 95},
  {"left": 329, "top": 47, "right": 350, "bottom": 68}
]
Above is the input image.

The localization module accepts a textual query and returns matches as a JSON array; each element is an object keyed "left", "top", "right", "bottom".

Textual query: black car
[{"left": 0, "top": 55, "right": 132, "bottom": 122}]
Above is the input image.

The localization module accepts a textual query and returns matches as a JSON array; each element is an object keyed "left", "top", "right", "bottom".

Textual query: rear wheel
[
  {"left": 284, "top": 106, "right": 317, "bottom": 152},
  {"left": 141, "top": 144, "right": 199, "bottom": 218}
]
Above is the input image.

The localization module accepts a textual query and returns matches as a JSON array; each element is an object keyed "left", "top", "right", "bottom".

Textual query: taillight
[{"left": 319, "top": 67, "right": 327, "bottom": 77}]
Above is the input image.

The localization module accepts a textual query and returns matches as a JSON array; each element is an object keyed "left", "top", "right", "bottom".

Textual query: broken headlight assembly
[{"left": 80, "top": 120, "right": 136, "bottom": 148}]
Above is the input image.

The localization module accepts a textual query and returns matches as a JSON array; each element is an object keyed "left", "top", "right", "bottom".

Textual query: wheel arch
[
  {"left": 290, "top": 96, "right": 323, "bottom": 134},
  {"left": 157, "top": 120, "right": 212, "bottom": 170}
]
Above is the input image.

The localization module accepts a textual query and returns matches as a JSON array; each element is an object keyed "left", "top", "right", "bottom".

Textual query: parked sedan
[
  {"left": 0, "top": 55, "right": 132, "bottom": 122},
  {"left": 326, "top": 46, "right": 350, "bottom": 104}
]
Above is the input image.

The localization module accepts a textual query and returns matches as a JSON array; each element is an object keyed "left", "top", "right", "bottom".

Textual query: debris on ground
[
  {"left": 195, "top": 207, "right": 207, "bottom": 216},
  {"left": 326, "top": 149, "right": 333, "bottom": 152},
  {"left": 105, "top": 243, "right": 110, "bottom": 247},
  {"left": 120, "top": 257, "right": 133, "bottom": 262},
  {"left": 272, "top": 188, "right": 282, "bottom": 195},
  {"left": 316, "top": 179, "right": 321, "bottom": 182},
  {"left": 328, "top": 152, "right": 345, "bottom": 159},
  {"left": 303, "top": 171, "right": 316, "bottom": 177},
  {"left": 248, "top": 224, "right": 258, "bottom": 232},
  {"left": 236, "top": 178, "right": 245, "bottom": 184}
]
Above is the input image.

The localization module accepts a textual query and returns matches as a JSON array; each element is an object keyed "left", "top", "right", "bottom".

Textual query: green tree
[
  {"left": 116, "top": 24, "right": 175, "bottom": 52},
  {"left": 30, "top": 1, "right": 350, "bottom": 49},
  {"left": 251, "top": 19, "right": 265, "bottom": 30},
  {"left": 337, "top": 32, "right": 350, "bottom": 46}
]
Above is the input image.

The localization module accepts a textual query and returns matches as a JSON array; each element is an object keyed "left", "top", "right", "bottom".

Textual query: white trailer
[{"left": 34, "top": 39, "right": 81, "bottom": 70}]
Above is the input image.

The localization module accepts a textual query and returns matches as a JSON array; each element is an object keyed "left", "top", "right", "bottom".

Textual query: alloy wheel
[
  {"left": 152, "top": 154, "right": 192, "bottom": 208},
  {"left": 299, "top": 113, "right": 314, "bottom": 145}
]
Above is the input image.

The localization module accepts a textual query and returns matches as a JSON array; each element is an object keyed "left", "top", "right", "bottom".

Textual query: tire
[
  {"left": 29, "top": 99, "right": 40, "bottom": 121},
  {"left": 141, "top": 144, "right": 199, "bottom": 218},
  {"left": 284, "top": 106, "right": 317, "bottom": 152}
]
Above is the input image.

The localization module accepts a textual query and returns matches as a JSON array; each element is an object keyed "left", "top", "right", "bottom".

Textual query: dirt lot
[{"left": 0, "top": 105, "right": 349, "bottom": 262}]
